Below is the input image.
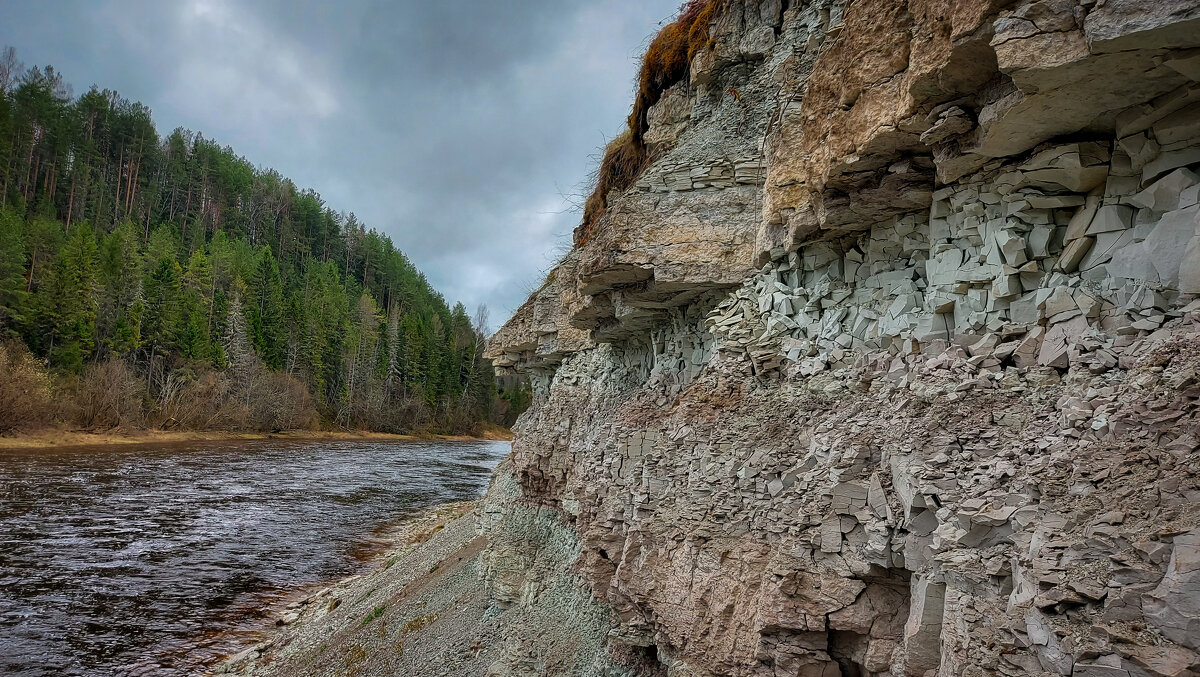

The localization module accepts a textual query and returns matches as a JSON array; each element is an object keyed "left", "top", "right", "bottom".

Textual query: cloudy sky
[{"left": 0, "top": 0, "right": 680, "bottom": 328}]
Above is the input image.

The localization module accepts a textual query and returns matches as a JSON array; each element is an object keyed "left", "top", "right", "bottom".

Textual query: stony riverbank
[
  {"left": 214, "top": 487, "right": 614, "bottom": 677},
  {"left": 214, "top": 501, "right": 485, "bottom": 677}
]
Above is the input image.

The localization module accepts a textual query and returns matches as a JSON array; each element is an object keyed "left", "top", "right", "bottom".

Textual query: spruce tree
[{"left": 49, "top": 222, "right": 100, "bottom": 370}]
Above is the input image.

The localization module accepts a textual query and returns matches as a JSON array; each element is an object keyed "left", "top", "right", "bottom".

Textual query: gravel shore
[{"left": 214, "top": 501, "right": 504, "bottom": 677}]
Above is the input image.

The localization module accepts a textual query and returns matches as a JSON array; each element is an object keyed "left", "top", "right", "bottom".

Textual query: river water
[{"left": 0, "top": 438, "right": 509, "bottom": 676}]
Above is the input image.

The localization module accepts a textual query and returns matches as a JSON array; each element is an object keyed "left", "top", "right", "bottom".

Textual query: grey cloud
[{"left": 0, "top": 0, "right": 682, "bottom": 327}]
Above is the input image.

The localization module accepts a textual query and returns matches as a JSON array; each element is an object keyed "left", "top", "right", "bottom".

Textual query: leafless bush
[
  {"left": 166, "top": 369, "right": 243, "bottom": 430},
  {"left": 0, "top": 342, "right": 318, "bottom": 435},
  {"left": 150, "top": 365, "right": 191, "bottom": 427},
  {"left": 0, "top": 341, "right": 53, "bottom": 433},
  {"left": 247, "top": 371, "right": 319, "bottom": 431},
  {"left": 346, "top": 390, "right": 434, "bottom": 433},
  {"left": 57, "top": 358, "right": 146, "bottom": 430},
  {"left": 163, "top": 365, "right": 317, "bottom": 432}
]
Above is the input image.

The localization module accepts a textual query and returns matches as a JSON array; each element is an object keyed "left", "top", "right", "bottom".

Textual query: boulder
[{"left": 1143, "top": 529, "right": 1200, "bottom": 650}]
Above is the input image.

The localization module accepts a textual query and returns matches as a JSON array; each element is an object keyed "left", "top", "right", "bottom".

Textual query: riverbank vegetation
[{"left": 0, "top": 49, "right": 513, "bottom": 436}]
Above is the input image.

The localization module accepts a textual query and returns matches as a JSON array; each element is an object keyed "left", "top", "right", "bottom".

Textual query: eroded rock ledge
[{"left": 482, "top": 1, "right": 1200, "bottom": 675}]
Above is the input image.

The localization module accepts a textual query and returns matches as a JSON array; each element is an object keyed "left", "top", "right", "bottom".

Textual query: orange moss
[{"left": 577, "top": 0, "right": 722, "bottom": 244}]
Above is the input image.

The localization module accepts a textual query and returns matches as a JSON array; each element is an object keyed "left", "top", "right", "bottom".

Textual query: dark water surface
[{"left": 0, "top": 438, "right": 509, "bottom": 676}]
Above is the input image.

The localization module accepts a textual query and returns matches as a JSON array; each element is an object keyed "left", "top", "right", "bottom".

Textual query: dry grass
[
  {"left": 578, "top": 0, "right": 721, "bottom": 244},
  {"left": 579, "top": 130, "right": 646, "bottom": 241},
  {"left": 628, "top": 0, "right": 718, "bottom": 143}
]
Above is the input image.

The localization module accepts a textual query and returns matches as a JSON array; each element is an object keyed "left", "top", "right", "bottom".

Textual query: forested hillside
[{"left": 0, "top": 49, "right": 504, "bottom": 434}]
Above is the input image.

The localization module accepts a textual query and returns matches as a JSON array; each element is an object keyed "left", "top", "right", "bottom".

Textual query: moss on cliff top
[{"left": 578, "top": 0, "right": 722, "bottom": 245}]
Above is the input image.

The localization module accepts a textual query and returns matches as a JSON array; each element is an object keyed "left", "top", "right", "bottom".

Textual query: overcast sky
[{"left": 0, "top": 0, "right": 680, "bottom": 329}]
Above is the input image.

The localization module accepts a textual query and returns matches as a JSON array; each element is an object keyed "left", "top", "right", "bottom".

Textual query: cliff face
[{"left": 483, "top": 1, "right": 1200, "bottom": 675}]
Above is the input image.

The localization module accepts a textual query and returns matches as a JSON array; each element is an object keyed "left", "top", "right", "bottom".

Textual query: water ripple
[{"left": 0, "top": 438, "right": 509, "bottom": 676}]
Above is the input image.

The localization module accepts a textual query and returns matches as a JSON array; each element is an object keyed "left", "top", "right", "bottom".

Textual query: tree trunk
[
  {"left": 95, "top": 166, "right": 106, "bottom": 227},
  {"left": 126, "top": 150, "right": 139, "bottom": 213},
  {"left": 123, "top": 145, "right": 133, "bottom": 213},
  {"left": 181, "top": 184, "right": 192, "bottom": 240},
  {"left": 131, "top": 156, "right": 142, "bottom": 211},
  {"left": 147, "top": 344, "right": 155, "bottom": 392},
  {"left": 28, "top": 153, "right": 40, "bottom": 204},
  {"left": 76, "top": 157, "right": 91, "bottom": 227},
  {"left": 114, "top": 147, "right": 123, "bottom": 222},
  {"left": 1, "top": 129, "right": 16, "bottom": 207},
  {"left": 26, "top": 249, "right": 36, "bottom": 292},
  {"left": 23, "top": 127, "right": 35, "bottom": 202},
  {"left": 65, "top": 173, "right": 76, "bottom": 229}
]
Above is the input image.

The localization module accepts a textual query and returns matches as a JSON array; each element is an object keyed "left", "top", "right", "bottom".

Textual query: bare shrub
[
  {"left": 58, "top": 358, "right": 146, "bottom": 430},
  {"left": 164, "top": 365, "right": 317, "bottom": 432},
  {"left": 0, "top": 341, "right": 52, "bottom": 433},
  {"left": 579, "top": 131, "right": 646, "bottom": 243},
  {"left": 169, "top": 369, "right": 244, "bottom": 430},
  {"left": 247, "top": 371, "right": 319, "bottom": 431},
  {"left": 346, "top": 390, "right": 434, "bottom": 434}
]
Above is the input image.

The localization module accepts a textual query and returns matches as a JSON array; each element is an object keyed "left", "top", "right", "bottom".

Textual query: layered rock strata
[{"left": 483, "top": 1, "right": 1200, "bottom": 675}]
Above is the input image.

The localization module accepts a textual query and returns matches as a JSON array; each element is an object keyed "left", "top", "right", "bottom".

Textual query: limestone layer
[{"left": 484, "top": 1, "right": 1200, "bottom": 675}]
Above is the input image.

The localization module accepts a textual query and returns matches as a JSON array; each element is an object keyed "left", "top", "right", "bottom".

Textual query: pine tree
[
  {"left": 97, "top": 221, "right": 142, "bottom": 355},
  {"left": 248, "top": 245, "right": 284, "bottom": 369},
  {"left": 223, "top": 282, "right": 262, "bottom": 409},
  {"left": 141, "top": 253, "right": 182, "bottom": 357},
  {"left": 385, "top": 300, "right": 400, "bottom": 397},
  {"left": 347, "top": 291, "right": 381, "bottom": 412}
]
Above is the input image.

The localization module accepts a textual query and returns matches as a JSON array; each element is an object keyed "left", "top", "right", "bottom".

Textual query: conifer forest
[{"left": 0, "top": 49, "right": 515, "bottom": 434}]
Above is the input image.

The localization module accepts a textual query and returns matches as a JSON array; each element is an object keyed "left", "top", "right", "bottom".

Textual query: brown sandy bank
[{"left": 0, "top": 424, "right": 513, "bottom": 451}]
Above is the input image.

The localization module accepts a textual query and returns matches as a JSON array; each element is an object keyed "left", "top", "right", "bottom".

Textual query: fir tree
[{"left": 48, "top": 222, "right": 100, "bottom": 370}]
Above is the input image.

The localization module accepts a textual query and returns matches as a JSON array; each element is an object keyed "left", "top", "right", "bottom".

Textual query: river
[{"left": 0, "top": 438, "right": 509, "bottom": 676}]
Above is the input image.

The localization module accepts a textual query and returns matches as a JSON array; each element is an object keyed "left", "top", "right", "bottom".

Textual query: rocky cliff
[{"left": 482, "top": 1, "right": 1200, "bottom": 675}]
